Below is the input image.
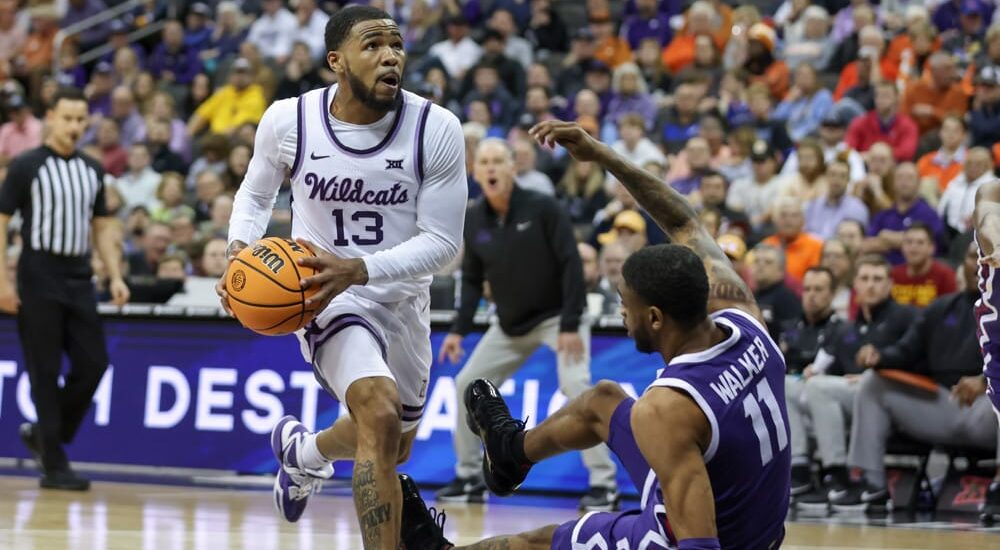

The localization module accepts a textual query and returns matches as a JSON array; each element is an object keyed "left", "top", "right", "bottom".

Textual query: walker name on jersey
[
  {"left": 303, "top": 173, "right": 410, "bottom": 205},
  {"left": 708, "top": 336, "right": 771, "bottom": 405}
]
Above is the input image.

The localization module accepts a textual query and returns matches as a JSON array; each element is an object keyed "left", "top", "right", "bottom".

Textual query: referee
[
  {"left": 437, "top": 138, "right": 618, "bottom": 511},
  {"left": 0, "top": 88, "right": 129, "bottom": 490}
]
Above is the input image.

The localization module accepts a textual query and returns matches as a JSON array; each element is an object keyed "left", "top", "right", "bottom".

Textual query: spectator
[
  {"left": 106, "top": 86, "right": 147, "bottom": 150},
  {"left": 429, "top": 15, "right": 482, "bottom": 81},
  {"left": 19, "top": 6, "right": 59, "bottom": 83},
  {"left": 557, "top": 159, "right": 608, "bottom": 225},
  {"left": 764, "top": 197, "right": 825, "bottom": 284},
  {"left": 940, "top": 0, "right": 988, "bottom": 62},
  {"left": 779, "top": 139, "right": 828, "bottom": 204},
  {"left": 192, "top": 167, "right": 225, "bottom": 221},
  {"left": 156, "top": 253, "right": 188, "bottom": 281},
  {"left": 652, "top": 79, "right": 701, "bottom": 154},
  {"left": 525, "top": 0, "right": 569, "bottom": 54},
  {"left": 836, "top": 219, "right": 867, "bottom": 257},
  {"left": 62, "top": 0, "right": 109, "bottom": 52},
  {"left": 199, "top": 237, "right": 229, "bottom": 278},
  {"left": 200, "top": 1, "right": 248, "bottom": 70},
  {"left": 612, "top": 113, "right": 667, "bottom": 175},
  {"left": 783, "top": 5, "right": 836, "bottom": 71},
  {"left": 111, "top": 47, "right": 144, "bottom": 91},
  {"left": 969, "top": 65, "right": 1000, "bottom": 148},
  {"left": 274, "top": 41, "right": 325, "bottom": 100},
  {"left": 579, "top": 242, "right": 600, "bottom": 294},
  {"left": 597, "top": 210, "right": 649, "bottom": 253},
  {"left": 661, "top": 1, "right": 723, "bottom": 74},
  {"left": 774, "top": 64, "right": 834, "bottom": 142},
  {"left": 745, "top": 22, "right": 790, "bottom": 100},
  {"left": 246, "top": 0, "right": 297, "bottom": 64},
  {"left": 752, "top": 243, "right": 803, "bottom": 340},
  {"left": 782, "top": 108, "right": 867, "bottom": 182},
  {"left": 901, "top": 52, "right": 968, "bottom": 135},
  {"left": 634, "top": 37, "right": 673, "bottom": 94},
  {"left": 127, "top": 221, "right": 172, "bottom": 276},
  {"left": 620, "top": 0, "right": 674, "bottom": 49},
  {"left": 292, "top": 0, "right": 329, "bottom": 61},
  {"left": 54, "top": 43, "right": 87, "bottom": 90},
  {"left": 557, "top": 29, "right": 600, "bottom": 99},
  {"left": 198, "top": 194, "right": 232, "bottom": 240},
  {"left": 94, "top": 119, "right": 127, "bottom": 177},
  {"left": 84, "top": 62, "right": 115, "bottom": 117},
  {"left": 890, "top": 223, "right": 958, "bottom": 307},
  {"left": 0, "top": 94, "right": 41, "bottom": 162},
  {"left": 147, "top": 92, "right": 191, "bottom": 163},
  {"left": 890, "top": 17, "right": 939, "bottom": 83},
  {"left": 460, "top": 30, "right": 526, "bottom": 102},
  {"left": 667, "top": 136, "right": 713, "bottom": 197},
  {"left": 147, "top": 20, "right": 203, "bottom": 87},
  {"left": 934, "top": 0, "right": 993, "bottom": 34},
  {"left": 917, "top": 115, "right": 968, "bottom": 193},
  {"left": 781, "top": 266, "right": 844, "bottom": 496},
  {"left": 595, "top": 240, "right": 629, "bottom": 315},
  {"left": 187, "top": 58, "right": 266, "bottom": 137},
  {"left": 512, "top": 138, "right": 554, "bottom": 195},
  {"left": 115, "top": 143, "right": 161, "bottom": 214},
  {"left": 854, "top": 142, "right": 897, "bottom": 213},
  {"left": 151, "top": 172, "right": 193, "bottom": 223},
  {"left": 685, "top": 34, "right": 725, "bottom": 89},
  {"left": 939, "top": 146, "right": 996, "bottom": 238},
  {"left": 804, "top": 158, "right": 870, "bottom": 240},
  {"left": 169, "top": 212, "right": 197, "bottom": 249},
  {"left": 865, "top": 162, "right": 946, "bottom": 265},
  {"left": 727, "top": 139, "right": 785, "bottom": 231},
  {"left": 184, "top": 3, "right": 215, "bottom": 53},
  {"left": 185, "top": 134, "right": 229, "bottom": 192},
  {"left": 834, "top": 25, "right": 899, "bottom": 101},
  {"left": 605, "top": 62, "right": 657, "bottom": 129},
  {"left": 462, "top": 64, "right": 519, "bottom": 132},
  {"left": 489, "top": 8, "right": 533, "bottom": 70},
  {"left": 146, "top": 118, "right": 187, "bottom": 175},
  {"left": 821, "top": 238, "right": 855, "bottom": 319},
  {"left": 746, "top": 83, "right": 794, "bottom": 154},
  {"left": 0, "top": 0, "right": 25, "bottom": 71},
  {"left": 795, "top": 255, "right": 914, "bottom": 508},
  {"left": 697, "top": 171, "right": 749, "bottom": 236},
  {"left": 846, "top": 81, "right": 920, "bottom": 161},
  {"left": 223, "top": 143, "right": 250, "bottom": 190},
  {"left": 837, "top": 243, "right": 995, "bottom": 509}
]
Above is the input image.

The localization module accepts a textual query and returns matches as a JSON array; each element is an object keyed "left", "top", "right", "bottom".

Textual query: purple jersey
[
  {"left": 974, "top": 232, "right": 1000, "bottom": 412},
  {"left": 647, "top": 308, "right": 790, "bottom": 549}
]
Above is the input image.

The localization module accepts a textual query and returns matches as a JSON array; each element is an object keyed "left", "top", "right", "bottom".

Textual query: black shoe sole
[
  {"left": 40, "top": 478, "right": 90, "bottom": 491},
  {"left": 464, "top": 381, "right": 530, "bottom": 497},
  {"left": 19, "top": 424, "right": 44, "bottom": 472},
  {"left": 981, "top": 510, "right": 999, "bottom": 525}
]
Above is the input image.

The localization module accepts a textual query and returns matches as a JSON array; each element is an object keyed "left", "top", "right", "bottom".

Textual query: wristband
[{"left": 678, "top": 538, "right": 721, "bottom": 550}]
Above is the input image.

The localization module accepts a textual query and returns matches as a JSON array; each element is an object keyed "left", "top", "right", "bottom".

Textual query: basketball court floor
[{"left": 1, "top": 469, "right": 998, "bottom": 550}]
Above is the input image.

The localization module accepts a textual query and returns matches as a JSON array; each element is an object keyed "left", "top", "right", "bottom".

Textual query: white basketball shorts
[{"left": 296, "top": 289, "right": 431, "bottom": 432}]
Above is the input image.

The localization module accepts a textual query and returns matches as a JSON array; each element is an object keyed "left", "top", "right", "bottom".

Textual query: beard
[
  {"left": 632, "top": 323, "right": 656, "bottom": 354},
  {"left": 346, "top": 69, "right": 399, "bottom": 113}
]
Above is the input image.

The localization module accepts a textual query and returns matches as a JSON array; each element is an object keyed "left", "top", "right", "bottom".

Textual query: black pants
[{"left": 16, "top": 277, "right": 108, "bottom": 471}]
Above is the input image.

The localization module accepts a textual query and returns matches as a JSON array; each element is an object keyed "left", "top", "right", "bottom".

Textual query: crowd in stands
[{"left": 0, "top": 0, "right": 997, "bottom": 508}]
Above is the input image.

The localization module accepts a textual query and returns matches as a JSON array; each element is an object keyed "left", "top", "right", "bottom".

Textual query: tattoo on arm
[{"left": 353, "top": 460, "right": 391, "bottom": 549}]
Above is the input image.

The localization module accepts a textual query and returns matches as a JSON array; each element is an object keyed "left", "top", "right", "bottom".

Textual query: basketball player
[
  {"left": 217, "top": 6, "right": 467, "bottom": 549},
  {"left": 400, "top": 120, "right": 790, "bottom": 550},
  {"left": 972, "top": 181, "right": 1000, "bottom": 522}
]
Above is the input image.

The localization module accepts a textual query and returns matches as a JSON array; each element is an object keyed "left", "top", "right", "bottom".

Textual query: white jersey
[{"left": 229, "top": 84, "right": 468, "bottom": 303}]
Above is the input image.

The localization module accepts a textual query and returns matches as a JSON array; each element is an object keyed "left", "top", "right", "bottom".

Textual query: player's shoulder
[{"left": 259, "top": 95, "right": 303, "bottom": 140}]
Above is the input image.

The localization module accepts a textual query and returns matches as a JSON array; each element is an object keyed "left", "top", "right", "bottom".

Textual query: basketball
[{"left": 225, "top": 237, "right": 321, "bottom": 336}]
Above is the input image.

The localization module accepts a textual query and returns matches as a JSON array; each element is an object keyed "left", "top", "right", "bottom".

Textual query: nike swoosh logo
[
  {"left": 828, "top": 489, "right": 848, "bottom": 500},
  {"left": 310, "top": 153, "right": 330, "bottom": 160},
  {"left": 861, "top": 490, "right": 885, "bottom": 501}
]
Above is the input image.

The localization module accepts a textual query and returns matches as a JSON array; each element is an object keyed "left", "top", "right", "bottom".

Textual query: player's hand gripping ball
[{"left": 225, "top": 237, "right": 321, "bottom": 335}]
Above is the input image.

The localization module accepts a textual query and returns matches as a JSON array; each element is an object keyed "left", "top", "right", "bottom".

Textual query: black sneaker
[
  {"left": 40, "top": 469, "right": 90, "bottom": 491},
  {"left": 400, "top": 474, "right": 454, "bottom": 550},
  {"left": 981, "top": 481, "right": 1000, "bottom": 525},
  {"left": 464, "top": 379, "right": 533, "bottom": 496},
  {"left": 579, "top": 486, "right": 620, "bottom": 512},
  {"left": 794, "top": 483, "right": 831, "bottom": 513},
  {"left": 434, "top": 475, "right": 487, "bottom": 503},
  {"left": 19, "top": 422, "right": 43, "bottom": 471},
  {"left": 791, "top": 464, "right": 812, "bottom": 497},
  {"left": 830, "top": 481, "right": 890, "bottom": 513}
]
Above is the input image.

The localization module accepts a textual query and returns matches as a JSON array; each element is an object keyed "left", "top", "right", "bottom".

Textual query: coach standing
[
  {"left": 437, "top": 138, "right": 618, "bottom": 510},
  {"left": 0, "top": 88, "right": 129, "bottom": 490}
]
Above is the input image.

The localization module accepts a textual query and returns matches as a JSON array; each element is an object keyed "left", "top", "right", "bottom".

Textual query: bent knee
[
  {"left": 591, "top": 380, "right": 628, "bottom": 403},
  {"left": 347, "top": 380, "right": 403, "bottom": 432}
]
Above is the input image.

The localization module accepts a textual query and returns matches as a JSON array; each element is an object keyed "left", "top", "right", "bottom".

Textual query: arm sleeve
[
  {"left": 361, "top": 108, "right": 468, "bottom": 284},
  {"left": 0, "top": 155, "right": 31, "bottom": 215},
  {"left": 227, "top": 101, "right": 293, "bottom": 246},
  {"left": 453, "top": 214, "right": 483, "bottom": 336},
  {"left": 545, "top": 200, "right": 585, "bottom": 332}
]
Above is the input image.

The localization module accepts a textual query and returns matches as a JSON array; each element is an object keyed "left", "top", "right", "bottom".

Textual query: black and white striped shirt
[{"left": 0, "top": 146, "right": 108, "bottom": 257}]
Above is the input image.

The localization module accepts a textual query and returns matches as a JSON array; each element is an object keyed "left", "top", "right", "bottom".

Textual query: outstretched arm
[
  {"left": 975, "top": 181, "right": 1000, "bottom": 267},
  {"left": 530, "top": 121, "right": 762, "bottom": 322}
]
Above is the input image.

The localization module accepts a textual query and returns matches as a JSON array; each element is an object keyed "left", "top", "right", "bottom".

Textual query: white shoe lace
[{"left": 285, "top": 470, "right": 325, "bottom": 501}]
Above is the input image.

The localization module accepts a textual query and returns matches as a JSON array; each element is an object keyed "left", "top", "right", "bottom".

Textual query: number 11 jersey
[{"left": 647, "top": 308, "right": 790, "bottom": 549}]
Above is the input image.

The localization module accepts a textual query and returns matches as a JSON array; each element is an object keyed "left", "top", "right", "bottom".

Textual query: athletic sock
[{"left": 300, "top": 433, "right": 333, "bottom": 471}]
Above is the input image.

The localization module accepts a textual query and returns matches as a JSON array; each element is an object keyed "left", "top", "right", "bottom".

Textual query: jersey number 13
[{"left": 331, "top": 209, "right": 384, "bottom": 246}]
